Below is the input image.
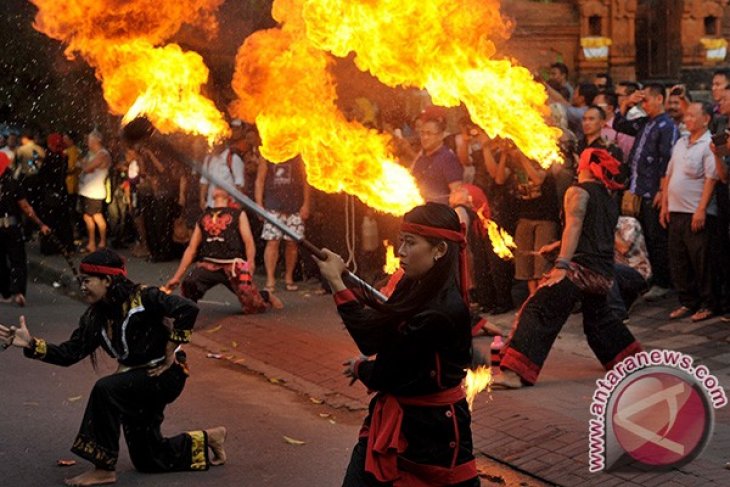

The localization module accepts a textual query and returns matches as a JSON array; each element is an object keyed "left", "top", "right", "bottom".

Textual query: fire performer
[
  {"left": 164, "top": 186, "right": 283, "bottom": 313},
  {"left": 315, "top": 203, "right": 480, "bottom": 487},
  {"left": 0, "top": 249, "right": 226, "bottom": 487},
  {"left": 493, "top": 149, "right": 643, "bottom": 389}
]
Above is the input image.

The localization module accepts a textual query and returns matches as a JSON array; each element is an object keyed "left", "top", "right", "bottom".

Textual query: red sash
[{"left": 364, "top": 386, "right": 477, "bottom": 486}]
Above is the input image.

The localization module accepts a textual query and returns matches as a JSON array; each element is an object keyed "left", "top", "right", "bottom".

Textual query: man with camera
[{"left": 614, "top": 83, "right": 679, "bottom": 301}]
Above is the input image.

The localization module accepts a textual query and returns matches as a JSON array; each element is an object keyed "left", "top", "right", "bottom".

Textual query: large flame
[
  {"left": 30, "top": 0, "right": 230, "bottom": 143},
  {"left": 465, "top": 365, "right": 492, "bottom": 410},
  {"left": 382, "top": 240, "right": 400, "bottom": 275},
  {"left": 300, "top": 0, "right": 562, "bottom": 167},
  {"left": 476, "top": 207, "right": 516, "bottom": 260},
  {"left": 230, "top": 0, "right": 423, "bottom": 215}
]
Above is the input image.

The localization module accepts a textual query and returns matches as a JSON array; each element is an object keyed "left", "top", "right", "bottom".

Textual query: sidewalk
[{"left": 28, "top": 244, "right": 730, "bottom": 486}]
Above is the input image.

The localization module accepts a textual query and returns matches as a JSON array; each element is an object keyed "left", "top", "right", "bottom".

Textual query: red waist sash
[{"left": 364, "top": 385, "right": 477, "bottom": 486}]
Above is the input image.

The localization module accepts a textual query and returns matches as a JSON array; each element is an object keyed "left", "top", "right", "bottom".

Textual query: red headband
[
  {"left": 400, "top": 221, "right": 470, "bottom": 305},
  {"left": 578, "top": 148, "right": 624, "bottom": 190},
  {"left": 79, "top": 263, "right": 127, "bottom": 277}
]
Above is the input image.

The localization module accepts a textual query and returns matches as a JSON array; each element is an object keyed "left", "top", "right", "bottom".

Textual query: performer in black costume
[
  {"left": 0, "top": 249, "right": 226, "bottom": 487},
  {"left": 315, "top": 203, "right": 480, "bottom": 487}
]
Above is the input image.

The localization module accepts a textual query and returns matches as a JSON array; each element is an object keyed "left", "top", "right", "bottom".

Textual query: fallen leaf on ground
[
  {"left": 328, "top": 419, "right": 336, "bottom": 425},
  {"left": 283, "top": 435, "right": 306, "bottom": 445},
  {"left": 231, "top": 341, "right": 238, "bottom": 348},
  {"left": 318, "top": 413, "right": 331, "bottom": 418},
  {"left": 67, "top": 396, "right": 82, "bottom": 402},
  {"left": 206, "top": 353, "right": 223, "bottom": 359},
  {"left": 234, "top": 358, "right": 246, "bottom": 364},
  {"left": 309, "top": 397, "right": 323, "bottom": 404},
  {"left": 269, "top": 377, "right": 284, "bottom": 384},
  {"left": 206, "top": 325, "right": 223, "bottom": 333},
  {"left": 57, "top": 459, "right": 77, "bottom": 467}
]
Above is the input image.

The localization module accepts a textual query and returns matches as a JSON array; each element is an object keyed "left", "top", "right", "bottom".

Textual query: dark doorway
[{"left": 635, "top": 0, "right": 683, "bottom": 81}]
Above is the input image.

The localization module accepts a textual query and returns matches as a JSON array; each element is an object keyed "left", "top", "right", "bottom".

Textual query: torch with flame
[
  {"left": 476, "top": 207, "right": 516, "bottom": 260},
  {"left": 30, "top": 0, "right": 230, "bottom": 143},
  {"left": 299, "top": 0, "right": 563, "bottom": 167},
  {"left": 465, "top": 365, "right": 492, "bottom": 411},
  {"left": 382, "top": 240, "right": 400, "bottom": 275},
  {"left": 230, "top": 0, "right": 423, "bottom": 216}
]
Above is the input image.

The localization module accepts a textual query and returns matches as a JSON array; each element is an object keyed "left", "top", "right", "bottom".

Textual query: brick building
[{"left": 501, "top": 0, "right": 730, "bottom": 86}]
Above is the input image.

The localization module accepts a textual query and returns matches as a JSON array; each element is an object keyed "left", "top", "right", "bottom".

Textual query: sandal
[
  {"left": 264, "top": 284, "right": 276, "bottom": 293},
  {"left": 669, "top": 306, "right": 692, "bottom": 320},
  {"left": 691, "top": 308, "right": 713, "bottom": 322},
  {"left": 490, "top": 371, "right": 524, "bottom": 390},
  {"left": 285, "top": 283, "right": 299, "bottom": 292}
]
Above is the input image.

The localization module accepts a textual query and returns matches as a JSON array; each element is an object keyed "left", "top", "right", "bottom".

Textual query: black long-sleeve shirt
[{"left": 25, "top": 287, "right": 198, "bottom": 367}]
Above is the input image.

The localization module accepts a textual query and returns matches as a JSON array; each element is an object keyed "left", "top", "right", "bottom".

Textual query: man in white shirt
[
  {"left": 199, "top": 143, "right": 244, "bottom": 209},
  {"left": 660, "top": 102, "right": 718, "bottom": 322}
]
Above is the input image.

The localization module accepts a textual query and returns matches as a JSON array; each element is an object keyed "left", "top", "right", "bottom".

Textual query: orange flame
[
  {"left": 30, "top": 0, "right": 230, "bottom": 143},
  {"left": 383, "top": 240, "right": 400, "bottom": 275},
  {"left": 465, "top": 365, "right": 492, "bottom": 410},
  {"left": 300, "top": 0, "right": 562, "bottom": 167},
  {"left": 476, "top": 207, "right": 516, "bottom": 260},
  {"left": 230, "top": 0, "right": 423, "bottom": 215}
]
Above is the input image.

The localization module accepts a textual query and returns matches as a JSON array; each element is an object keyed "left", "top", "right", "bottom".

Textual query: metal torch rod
[{"left": 148, "top": 135, "right": 388, "bottom": 302}]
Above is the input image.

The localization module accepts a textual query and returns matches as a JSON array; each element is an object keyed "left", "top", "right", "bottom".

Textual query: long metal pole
[{"left": 127, "top": 121, "right": 387, "bottom": 302}]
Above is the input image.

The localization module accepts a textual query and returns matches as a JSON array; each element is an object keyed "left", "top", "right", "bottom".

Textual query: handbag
[{"left": 620, "top": 191, "right": 642, "bottom": 218}]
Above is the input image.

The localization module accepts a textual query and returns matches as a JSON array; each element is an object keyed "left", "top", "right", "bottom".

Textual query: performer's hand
[
  {"left": 0, "top": 316, "right": 32, "bottom": 349},
  {"left": 39, "top": 225, "right": 51, "bottom": 236},
  {"left": 652, "top": 191, "right": 663, "bottom": 209},
  {"left": 540, "top": 268, "right": 567, "bottom": 288},
  {"left": 342, "top": 357, "right": 364, "bottom": 386},
  {"left": 313, "top": 248, "right": 347, "bottom": 282},
  {"left": 148, "top": 345, "right": 176, "bottom": 377},
  {"left": 538, "top": 241, "right": 560, "bottom": 259},
  {"left": 164, "top": 278, "right": 180, "bottom": 292}
]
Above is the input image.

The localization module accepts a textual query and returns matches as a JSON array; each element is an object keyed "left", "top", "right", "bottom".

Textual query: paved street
[{"left": 4, "top": 242, "right": 730, "bottom": 486}]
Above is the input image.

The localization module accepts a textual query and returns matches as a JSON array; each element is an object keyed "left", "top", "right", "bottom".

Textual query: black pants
[
  {"left": 72, "top": 363, "right": 209, "bottom": 472},
  {"left": 342, "top": 438, "right": 480, "bottom": 487},
  {"left": 639, "top": 197, "right": 671, "bottom": 288},
  {"left": 501, "top": 277, "right": 641, "bottom": 384},
  {"left": 668, "top": 212, "right": 715, "bottom": 310},
  {"left": 0, "top": 226, "right": 27, "bottom": 297}
]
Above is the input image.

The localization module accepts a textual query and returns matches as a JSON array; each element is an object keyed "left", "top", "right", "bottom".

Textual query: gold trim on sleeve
[{"left": 170, "top": 329, "right": 192, "bottom": 344}]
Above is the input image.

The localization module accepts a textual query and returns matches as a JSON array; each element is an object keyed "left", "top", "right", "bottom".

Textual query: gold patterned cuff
[
  {"left": 30, "top": 338, "right": 47, "bottom": 359},
  {"left": 188, "top": 430, "right": 208, "bottom": 470},
  {"left": 169, "top": 329, "right": 192, "bottom": 344}
]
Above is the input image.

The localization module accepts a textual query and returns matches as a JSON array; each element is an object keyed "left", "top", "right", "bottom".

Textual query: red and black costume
[
  {"left": 336, "top": 220, "right": 479, "bottom": 487},
  {"left": 182, "top": 206, "right": 273, "bottom": 313},
  {"left": 23, "top": 253, "right": 212, "bottom": 473},
  {"left": 500, "top": 149, "right": 642, "bottom": 384}
]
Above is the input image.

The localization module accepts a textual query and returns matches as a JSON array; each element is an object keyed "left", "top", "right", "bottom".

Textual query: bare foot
[
  {"left": 206, "top": 426, "right": 227, "bottom": 466},
  {"left": 13, "top": 294, "right": 25, "bottom": 307},
  {"left": 64, "top": 468, "right": 116, "bottom": 486},
  {"left": 491, "top": 369, "right": 524, "bottom": 390},
  {"left": 268, "top": 293, "right": 284, "bottom": 310}
]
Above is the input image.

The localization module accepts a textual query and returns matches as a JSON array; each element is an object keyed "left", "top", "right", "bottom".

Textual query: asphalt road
[{"left": 0, "top": 284, "right": 361, "bottom": 486}]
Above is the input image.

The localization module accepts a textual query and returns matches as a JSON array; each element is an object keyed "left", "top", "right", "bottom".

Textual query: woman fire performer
[
  {"left": 0, "top": 249, "right": 226, "bottom": 487},
  {"left": 315, "top": 203, "right": 480, "bottom": 487}
]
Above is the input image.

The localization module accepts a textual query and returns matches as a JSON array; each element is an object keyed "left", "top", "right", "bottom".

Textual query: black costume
[
  {"left": 335, "top": 284, "right": 479, "bottom": 487},
  {"left": 182, "top": 207, "right": 273, "bottom": 313},
  {"left": 501, "top": 180, "right": 642, "bottom": 384},
  {"left": 23, "top": 285, "right": 212, "bottom": 473}
]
